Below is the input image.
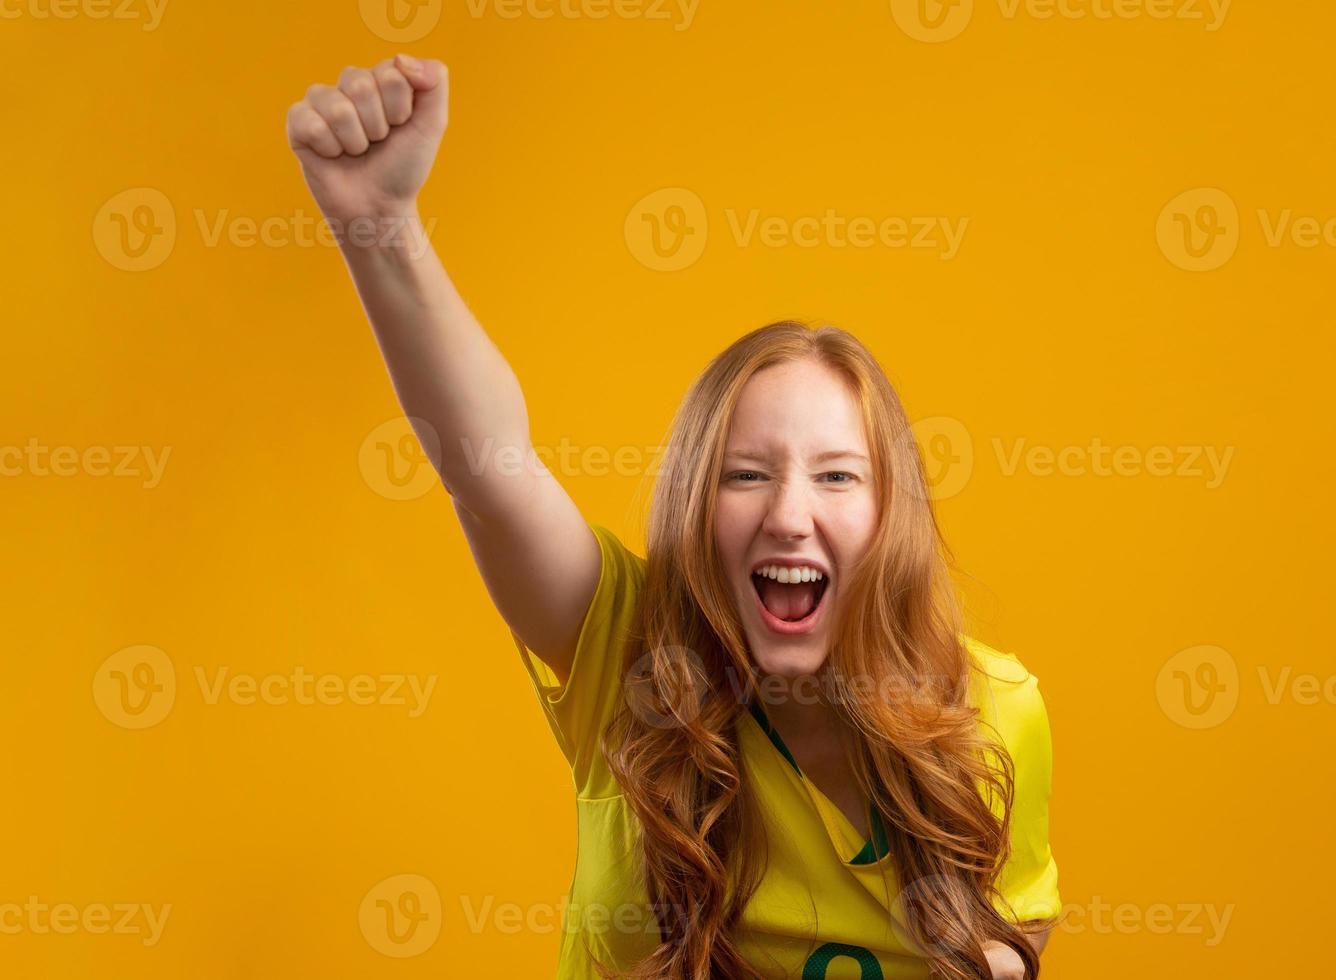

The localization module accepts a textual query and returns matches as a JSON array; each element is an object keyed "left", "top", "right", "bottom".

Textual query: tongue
[{"left": 757, "top": 579, "right": 818, "bottom": 622}]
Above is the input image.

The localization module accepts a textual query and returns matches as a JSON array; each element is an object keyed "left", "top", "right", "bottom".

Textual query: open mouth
[{"left": 750, "top": 570, "right": 829, "bottom": 626}]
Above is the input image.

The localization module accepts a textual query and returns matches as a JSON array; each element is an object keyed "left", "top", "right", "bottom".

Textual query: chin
[{"left": 746, "top": 639, "right": 830, "bottom": 680}]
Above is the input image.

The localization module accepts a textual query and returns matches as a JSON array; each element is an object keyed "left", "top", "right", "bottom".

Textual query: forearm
[
  {"left": 338, "top": 210, "right": 532, "bottom": 517},
  {"left": 1023, "top": 922, "right": 1052, "bottom": 956},
  {"left": 289, "top": 56, "right": 534, "bottom": 519},
  {"left": 982, "top": 922, "right": 1051, "bottom": 978}
]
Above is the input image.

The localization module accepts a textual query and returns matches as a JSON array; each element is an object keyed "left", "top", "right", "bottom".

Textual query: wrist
[{"left": 329, "top": 205, "right": 430, "bottom": 258}]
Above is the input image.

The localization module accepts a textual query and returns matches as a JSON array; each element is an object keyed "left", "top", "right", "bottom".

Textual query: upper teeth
[{"left": 755, "top": 565, "right": 824, "bottom": 584}]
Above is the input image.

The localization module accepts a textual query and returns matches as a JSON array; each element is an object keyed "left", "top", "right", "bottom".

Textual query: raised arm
[{"left": 285, "top": 55, "right": 597, "bottom": 682}]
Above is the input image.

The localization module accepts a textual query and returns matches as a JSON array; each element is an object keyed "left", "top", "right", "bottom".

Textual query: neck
[{"left": 751, "top": 672, "right": 844, "bottom": 745}]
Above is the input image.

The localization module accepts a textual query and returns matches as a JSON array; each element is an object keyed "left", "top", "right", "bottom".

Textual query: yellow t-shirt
[{"left": 514, "top": 524, "right": 1060, "bottom": 979}]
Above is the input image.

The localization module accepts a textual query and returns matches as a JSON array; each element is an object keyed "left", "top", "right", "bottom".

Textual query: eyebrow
[{"left": 724, "top": 449, "right": 870, "bottom": 464}]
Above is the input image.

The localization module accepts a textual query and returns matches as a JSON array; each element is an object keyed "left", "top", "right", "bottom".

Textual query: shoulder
[
  {"left": 585, "top": 524, "right": 647, "bottom": 634},
  {"left": 590, "top": 523, "right": 647, "bottom": 582},
  {"left": 964, "top": 638, "right": 1062, "bottom": 920},
  {"left": 963, "top": 634, "right": 1036, "bottom": 686},
  {"left": 962, "top": 635, "right": 1053, "bottom": 769},
  {"left": 515, "top": 523, "right": 647, "bottom": 798}
]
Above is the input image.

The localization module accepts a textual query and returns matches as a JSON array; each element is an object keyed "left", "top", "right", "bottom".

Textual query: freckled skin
[{"left": 714, "top": 358, "right": 879, "bottom": 680}]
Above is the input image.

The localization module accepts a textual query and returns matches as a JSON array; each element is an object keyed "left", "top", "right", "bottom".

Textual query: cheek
[
  {"left": 713, "top": 494, "right": 763, "bottom": 591},
  {"left": 828, "top": 492, "right": 879, "bottom": 553},
  {"left": 714, "top": 492, "right": 758, "bottom": 547}
]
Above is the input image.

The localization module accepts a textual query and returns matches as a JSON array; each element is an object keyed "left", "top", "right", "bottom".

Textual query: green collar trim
[
  {"left": 849, "top": 806, "right": 890, "bottom": 865},
  {"left": 745, "top": 700, "right": 889, "bottom": 864},
  {"left": 747, "top": 698, "right": 800, "bottom": 771}
]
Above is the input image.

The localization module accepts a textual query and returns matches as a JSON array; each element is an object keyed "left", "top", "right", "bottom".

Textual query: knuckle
[
  {"left": 374, "top": 66, "right": 409, "bottom": 92},
  {"left": 299, "top": 120, "right": 328, "bottom": 145},
  {"left": 374, "top": 72, "right": 408, "bottom": 98},
  {"left": 326, "top": 101, "right": 358, "bottom": 128},
  {"left": 341, "top": 73, "right": 376, "bottom": 100}
]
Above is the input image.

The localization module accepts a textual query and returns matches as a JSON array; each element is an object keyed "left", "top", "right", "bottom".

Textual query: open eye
[
  {"left": 822, "top": 471, "right": 855, "bottom": 484},
  {"left": 726, "top": 470, "right": 765, "bottom": 483}
]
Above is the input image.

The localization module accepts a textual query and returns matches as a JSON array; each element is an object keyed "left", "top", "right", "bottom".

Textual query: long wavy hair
[{"left": 595, "top": 320, "right": 1047, "bottom": 979}]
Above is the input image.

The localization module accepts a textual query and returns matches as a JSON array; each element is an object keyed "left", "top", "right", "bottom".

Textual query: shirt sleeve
[
  {"left": 511, "top": 522, "right": 646, "bottom": 799},
  {"left": 989, "top": 669, "right": 1062, "bottom": 923}
]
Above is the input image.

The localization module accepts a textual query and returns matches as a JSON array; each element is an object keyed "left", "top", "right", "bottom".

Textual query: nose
[{"left": 760, "top": 477, "right": 814, "bottom": 541}]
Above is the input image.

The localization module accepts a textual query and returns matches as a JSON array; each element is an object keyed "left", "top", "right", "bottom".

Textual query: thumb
[
  {"left": 395, "top": 53, "right": 444, "bottom": 91},
  {"left": 395, "top": 54, "right": 448, "bottom": 134}
]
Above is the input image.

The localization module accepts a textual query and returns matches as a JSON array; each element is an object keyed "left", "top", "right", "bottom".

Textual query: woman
[{"left": 286, "top": 55, "right": 1060, "bottom": 979}]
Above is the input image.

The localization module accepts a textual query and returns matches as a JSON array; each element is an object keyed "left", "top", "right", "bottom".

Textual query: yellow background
[{"left": 3, "top": 0, "right": 1333, "bottom": 976}]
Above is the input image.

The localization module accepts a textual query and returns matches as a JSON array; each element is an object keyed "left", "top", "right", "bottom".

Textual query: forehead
[{"left": 724, "top": 359, "right": 866, "bottom": 454}]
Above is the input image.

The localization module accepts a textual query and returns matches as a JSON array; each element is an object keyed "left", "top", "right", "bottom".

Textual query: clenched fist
[{"left": 286, "top": 55, "right": 448, "bottom": 226}]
